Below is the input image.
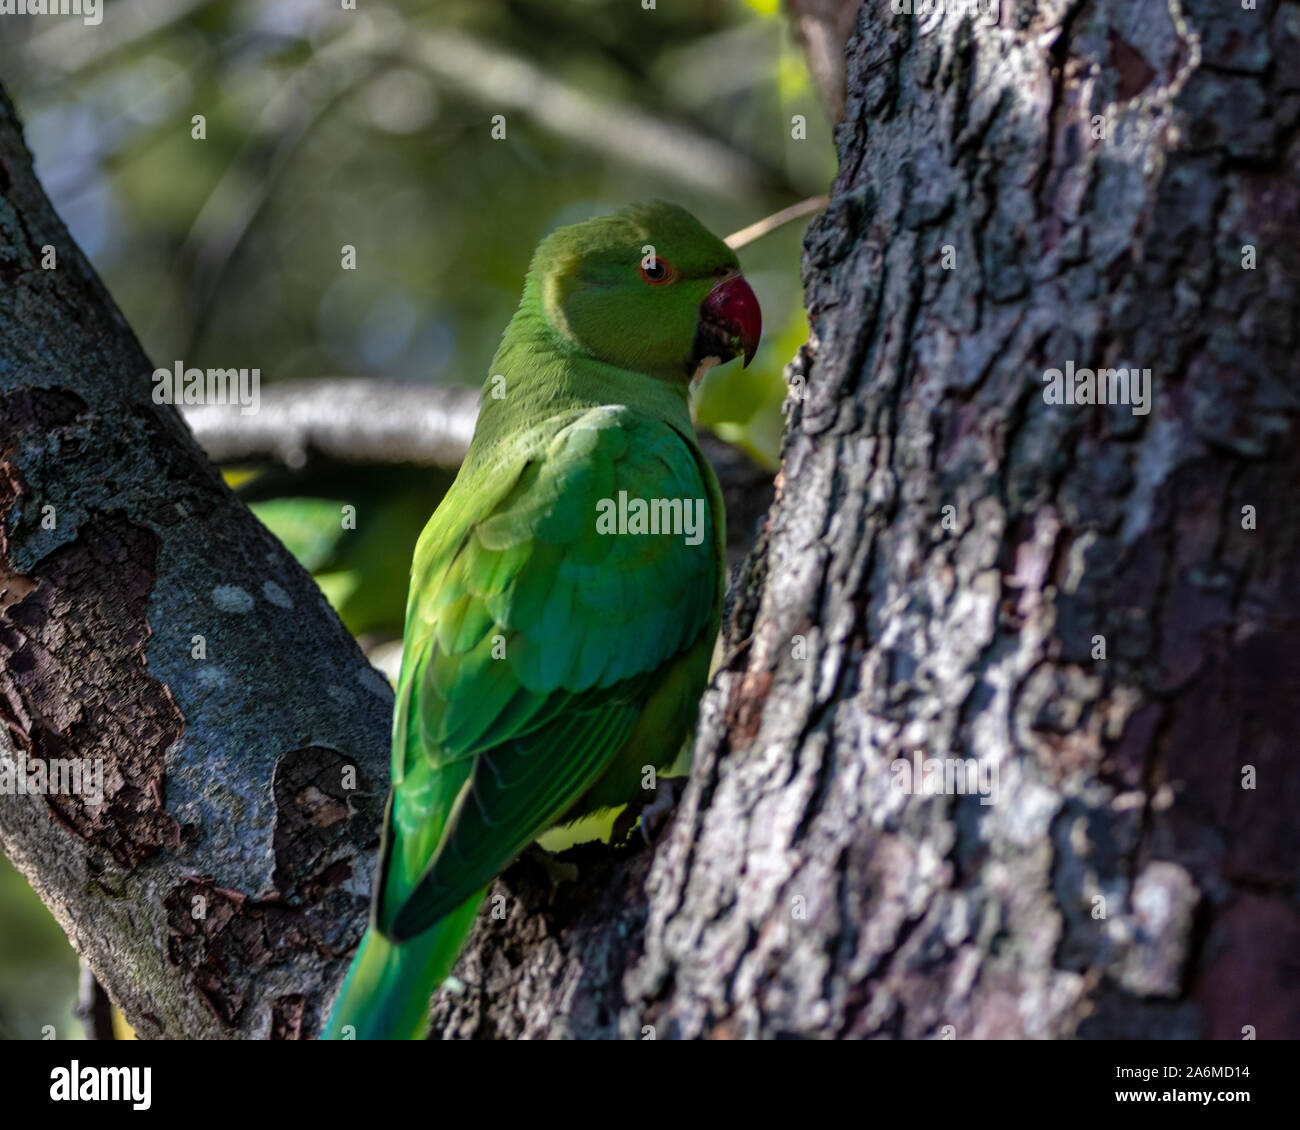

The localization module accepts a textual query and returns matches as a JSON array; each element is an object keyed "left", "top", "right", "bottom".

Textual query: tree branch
[
  {"left": 182, "top": 379, "right": 775, "bottom": 574},
  {"left": 183, "top": 379, "right": 481, "bottom": 471},
  {"left": 0, "top": 84, "right": 390, "bottom": 1039}
]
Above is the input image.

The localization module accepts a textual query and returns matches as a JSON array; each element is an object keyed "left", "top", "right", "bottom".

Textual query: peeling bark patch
[
  {"left": 161, "top": 749, "right": 376, "bottom": 1032},
  {"left": 726, "top": 667, "right": 773, "bottom": 748},
  {"left": 0, "top": 387, "right": 85, "bottom": 444},
  {"left": 270, "top": 994, "right": 307, "bottom": 1040},
  {"left": 271, "top": 745, "right": 377, "bottom": 902},
  {"left": 0, "top": 517, "right": 183, "bottom": 866},
  {"left": 0, "top": 555, "right": 35, "bottom": 609},
  {"left": 1, "top": 391, "right": 183, "bottom": 867},
  {"left": 1108, "top": 32, "right": 1157, "bottom": 103},
  {"left": 164, "top": 879, "right": 336, "bottom": 1031}
]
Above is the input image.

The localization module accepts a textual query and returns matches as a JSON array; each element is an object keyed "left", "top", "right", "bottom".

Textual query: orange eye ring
[{"left": 639, "top": 256, "right": 677, "bottom": 286}]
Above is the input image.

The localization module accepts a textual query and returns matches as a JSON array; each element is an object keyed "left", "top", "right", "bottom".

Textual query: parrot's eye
[{"left": 639, "top": 257, "right": 677, "bottom": 286}]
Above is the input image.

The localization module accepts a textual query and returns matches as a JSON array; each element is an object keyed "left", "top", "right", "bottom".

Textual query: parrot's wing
[{"left": 380, "top": 404, "right": 718, "bottom": 941}]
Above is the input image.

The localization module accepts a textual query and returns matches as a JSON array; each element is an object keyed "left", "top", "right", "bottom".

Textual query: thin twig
[
  {"left": 183, "top": 378, "right": 481, "bottom": 470},
  {"left": 726, "top": 194, "right": 829, "bottom": 249}
]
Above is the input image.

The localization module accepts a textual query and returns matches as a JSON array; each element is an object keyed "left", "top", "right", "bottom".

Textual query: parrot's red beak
[{"left": 693, "top": 273, "right": 761, "bottom": 369}]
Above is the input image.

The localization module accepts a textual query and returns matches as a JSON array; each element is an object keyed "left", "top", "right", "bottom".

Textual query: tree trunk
[
  {"left": 435, "top": 0, "right": 1300, "bottom": 1039},
  {"left": 0, "top": 87, "right": 391, "bottom": 1039}
]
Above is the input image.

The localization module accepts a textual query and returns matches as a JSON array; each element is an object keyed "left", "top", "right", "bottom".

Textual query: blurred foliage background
[{"left": 0, "top": 0, "right": 834, "bottom": 1038}]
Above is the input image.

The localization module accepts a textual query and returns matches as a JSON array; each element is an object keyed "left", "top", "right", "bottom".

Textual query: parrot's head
[{"left": 533, "top": 201, "right": 761, "bottom": 381}]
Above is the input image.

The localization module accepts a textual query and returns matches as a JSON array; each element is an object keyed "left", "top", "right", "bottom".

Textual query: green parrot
[{"left": 322, "top": 201, "right": 761, "bottom": 1040}]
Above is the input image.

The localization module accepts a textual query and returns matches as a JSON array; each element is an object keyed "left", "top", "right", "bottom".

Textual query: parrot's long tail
[{"left": 321, "top": 894, "right": 483, "bottom": 1040}]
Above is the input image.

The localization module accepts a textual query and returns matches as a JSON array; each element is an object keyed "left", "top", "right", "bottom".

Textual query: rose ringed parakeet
[{"left": 322, "top": 201, "right": 761, "bottom": 1040}]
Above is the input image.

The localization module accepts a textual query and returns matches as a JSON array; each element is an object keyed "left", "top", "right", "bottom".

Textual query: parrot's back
[{"left": 323, "top": 402, "right": 724, "bottom": 1039}]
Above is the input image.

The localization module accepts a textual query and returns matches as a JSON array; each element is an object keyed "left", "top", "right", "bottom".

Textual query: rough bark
[
  {"left": 428, "top": 0, "right": 1300, "bottom": 1039},
  {"left": 0, "top": 86, "right": 391, "bottom": 1039}
]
